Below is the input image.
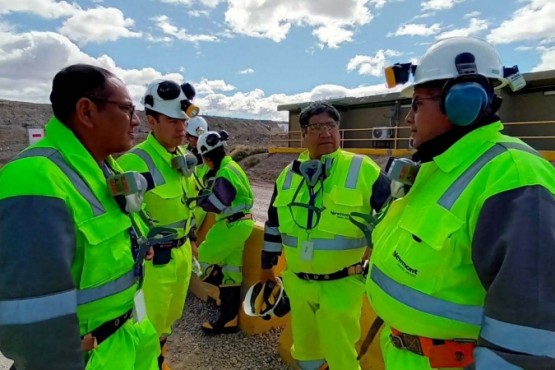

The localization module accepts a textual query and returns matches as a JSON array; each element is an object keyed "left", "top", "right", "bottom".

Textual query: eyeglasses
[
  {"left": 411, "top": 96, "right": 440, "bottom": 112},
  {"left": 306, "top": 121, "right": 339, "bottom": 134},
  {"left": 87, "top": 97, "right": 136, "bottom": 121}
]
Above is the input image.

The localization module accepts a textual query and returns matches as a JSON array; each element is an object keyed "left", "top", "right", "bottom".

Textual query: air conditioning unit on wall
[{"left": 372, "top": 127, "right": 393, "bottom": 140}]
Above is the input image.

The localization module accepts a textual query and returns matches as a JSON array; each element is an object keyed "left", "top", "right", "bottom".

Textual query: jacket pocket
[
  {"left": 78, "top": 210, "right": 134, "bottom": 290},
  {"left": 318, "top": 185, "right": 366, "bottom": 238},
  {"left": 377, "top": 203, "right": 464, "bottom": 294}
]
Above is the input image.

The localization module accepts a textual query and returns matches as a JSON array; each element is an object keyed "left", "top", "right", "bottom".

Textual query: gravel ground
[{"left": 167, "top": 295, "right": 289, "bottom": 370}]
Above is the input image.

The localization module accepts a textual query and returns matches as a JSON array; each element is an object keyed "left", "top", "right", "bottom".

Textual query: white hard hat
[
  {"left": 187, "top": 116, "right": 208, "bottom": 137},
  {"left": 402, "top": 36, "right": 507, "bottom": 97},
  {"left": 142, "top": 80, "right": 187, "bottom": 119},
  {"left": 197, "top": 130, "right": 228, "bottom": 156},
  {"left": 243, "top": 278, "right": 290, "bottom": 320}
]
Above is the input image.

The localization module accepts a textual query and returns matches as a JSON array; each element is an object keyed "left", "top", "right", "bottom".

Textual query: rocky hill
[{"left": 0, "top": 99, "right": 285, "bottom": 164}]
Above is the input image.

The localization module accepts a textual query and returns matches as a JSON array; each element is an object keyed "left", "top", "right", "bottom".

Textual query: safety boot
[
  {"left": 158, "top": 338, "right": 172, "bottom": 370},
  {"left": 201, "top": 284, "right": 241, "bottom": 334},
  {"left": 202, "top": 264, "right": 224, "bottom": 307}
]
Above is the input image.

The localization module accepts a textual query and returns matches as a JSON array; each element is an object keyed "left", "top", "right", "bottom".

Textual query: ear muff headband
[
  {"left": 157, "top": 80, "right": 182, "bottom": 100},
  {"left": 440, "top": 75, "right": 493, "bottom": 127},
  {"left": 205, "top": 133, "right": 220, "bottom": 147}
]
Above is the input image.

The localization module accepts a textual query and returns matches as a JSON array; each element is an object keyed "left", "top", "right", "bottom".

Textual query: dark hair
[
  {"left": 203, "top": 145, "right": 226, "bottom": 163},
  {"left": 50, "top": 64, "right": 115, "bottom": 125},
  {"left": 299, "top": 101, "right": 341, "bottom": 128},
  {"left": 145, "top": 108, "right": 161, "bottom": 120}
]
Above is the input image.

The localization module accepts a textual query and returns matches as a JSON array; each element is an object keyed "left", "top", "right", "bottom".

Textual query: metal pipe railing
[{"left": 269, "top": 121, "right": 555, "bottom": 148}]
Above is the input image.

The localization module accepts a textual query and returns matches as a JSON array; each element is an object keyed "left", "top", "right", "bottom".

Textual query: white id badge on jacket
[
  {"left": 133, "top": 289, "right": 147, "bottom": 323},
  {"left": 301, "top": 240, "right": 314, "bottom": 261}
]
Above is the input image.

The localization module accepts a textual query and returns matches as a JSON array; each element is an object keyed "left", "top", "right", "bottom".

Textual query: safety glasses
[
  {"left": 305, "top": 121, "right": 339, "bottom": 134},
  {"left": 411, "top": 96, "right": 440, "bottom": 112},
  {"left": 87, "top": 97, "right": 135, "bottom": 123}
]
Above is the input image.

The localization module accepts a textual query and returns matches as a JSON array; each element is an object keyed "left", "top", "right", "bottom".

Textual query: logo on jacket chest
[
  {"left": 330, "top": 210, "right": 350, "bottom": 220},
  {"left": 392, "top": 251, "right": 418, "bottom": 276}
]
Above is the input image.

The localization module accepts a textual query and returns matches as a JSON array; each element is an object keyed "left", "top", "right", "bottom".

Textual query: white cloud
[
  {"left": 238, "top": 68, "right": 254, "bottom": 75},
  {"left": 224, "top": 0, "right": 373, "bottom": 48},
  {"left": 532, "top": 49, "right": 555, "bottom": 71},
  {"left": 369, "top": 0, "right": 406, "bottom": 9},
  {"left": 410, "top": 12, "right": 436, "bottom": 20},
  {"left": 159, "top": 0, "right": 224, "bottom": 7},
  {"left": 188, "top": 10, "right": 210, "bottom": 17},
  {"left": 487, "top": 0, "right": 555, "bottom": 44},
  {"left": 514, "top": 45, "right": 534, "bottom": 52},
  {"left": 196, "top": 88, "right": 289, "bottom": 120},
  {"left": 151, "top": 15, "right": 219, "bottom": 43},
  {"left": 0, "top": 28, "right": 298, "bottom": 120},
  {"left": 59, "top": 7, "right": 142, "bottom": 45},
  {"left": 464, "top": 10, "right": 480, "bottom": 18},
  {"left": 0, "top": 30, "right": 182, "bottom": 105},
  {"left": 313, "top": 24, "right": 354, "bottom": 49},
  {"left": 159, "top": 0, "right": 194, "bottom": 4},
  {"left": 347, "top": 49, "right": 403, "bottom": 76},
  {"left": 369, "top": 0, "right": 387, "bottom": 8},
  {"left": 195, "top": 78, "right": 236, "bottom": 95},
  {"left": 421, "top": 0, "right": 465, "bottom": 11},
  {"left": 308, "top": 83, "right": 402, "bottom": 101},
  {"left": 0, "top": 0, "right": 80, "bottom": 19},
  {"left": 199, "top": 0, "right": 225, "bottom": 7},
  {"left": 389, "top": 23, "right": 441, "bottom": 37},
  {"left": 436, "top": 18, "right": 488, "bottom": 39}
]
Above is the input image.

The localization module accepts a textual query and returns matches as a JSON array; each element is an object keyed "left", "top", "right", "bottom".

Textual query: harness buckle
[{"left": 390, "top": 334, "right": 405, "bottom": 349}]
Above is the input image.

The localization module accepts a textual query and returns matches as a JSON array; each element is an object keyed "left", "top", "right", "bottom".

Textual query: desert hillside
[{"left": 0, "top": 99, "right": 285, "bottom": 164}]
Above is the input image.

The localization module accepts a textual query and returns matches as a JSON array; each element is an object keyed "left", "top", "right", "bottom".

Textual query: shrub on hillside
[
  {"left": 242, "top": 156, "right": 261, "bottom": 168},
  {"left": 230, "top": 145, "right": 267, "bottom": 162}
]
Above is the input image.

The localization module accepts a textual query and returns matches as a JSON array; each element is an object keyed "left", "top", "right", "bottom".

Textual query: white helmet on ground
[
  {"left": 197, "top": 130, "right": 228, "bottom": 156},
  {"left": 142, "top": 80, "right": 187, "bottom": 119},
  {"left": 243, "top": 278, "right": 290, "bottom": 320},
  {"left": 187, "top": 116, "right": 208, "bottom": 137},
  {"left": 401, "top": 36, "right": 507, "bottom": 97}
]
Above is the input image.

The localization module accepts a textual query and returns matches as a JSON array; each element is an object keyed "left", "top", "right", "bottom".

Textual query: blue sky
[{"left": 0, "top": 0, "right": 554, "bottom": 120}]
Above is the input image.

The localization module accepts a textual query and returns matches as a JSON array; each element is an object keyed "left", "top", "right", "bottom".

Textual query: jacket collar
[
  {"left": 433, "top": 121, "right": 504, "bottom": 173},
  {"left": 145, "top": 132, "right": 183, "bottom": 161}
]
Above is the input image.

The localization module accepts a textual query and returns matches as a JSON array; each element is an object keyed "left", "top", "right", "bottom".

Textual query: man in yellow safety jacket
[
  {"left": 118, "top": 80, "right": 198, "bottom": 369},
  {"left": 368, "top": 36, "right": 555, "bottom": 370},
  {"left": 195, "top": 130, "right": 255, "bottom": 334},
  {"left": 0, "top": 64, "right": 159, "bottom": 370},
  {"left": 260, "top": 101, "right": 391, "bottom": 370}
]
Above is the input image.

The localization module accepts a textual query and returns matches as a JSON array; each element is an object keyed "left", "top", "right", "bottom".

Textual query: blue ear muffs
[
  {"left": 440, "top": 75, "right": 493, "bottom": 127},
  {"left": 444, "top": 82, "right": 488, "bottom": 126}
]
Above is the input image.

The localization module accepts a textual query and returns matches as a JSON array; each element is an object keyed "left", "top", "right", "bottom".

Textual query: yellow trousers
[
  {"left": 86, "top": 319, "right": 159, "bottom": 370},
  {"left": 198, "top": 218, "right": 254, "bottom": 284},
  {"left": 281, "top": 270, "right": 366, "bottom": 370},
  {"left": 142, "top": 241, "right": 192, "bottom": 337}
]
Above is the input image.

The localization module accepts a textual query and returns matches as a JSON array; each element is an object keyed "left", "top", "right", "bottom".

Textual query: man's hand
[
  {"left": 145, "top": 247, "right": 154, "bottom": 261},
  {"left": 362, "top": 247, "right": 372, "bottom": 261},
  {"left": 191, "top": 240, "right": 199, "bottom": 259},
  {"left": 260, "top": 268, "right": 277, "bottom": 284}
]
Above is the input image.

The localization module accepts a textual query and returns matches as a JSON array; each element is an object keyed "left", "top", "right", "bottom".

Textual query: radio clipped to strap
[
  {"left": 147, "top": 226, "right": 179, "bottom": 266},
  {"left": 129, "top": 216, "right": 178, "bottom": 283}
]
